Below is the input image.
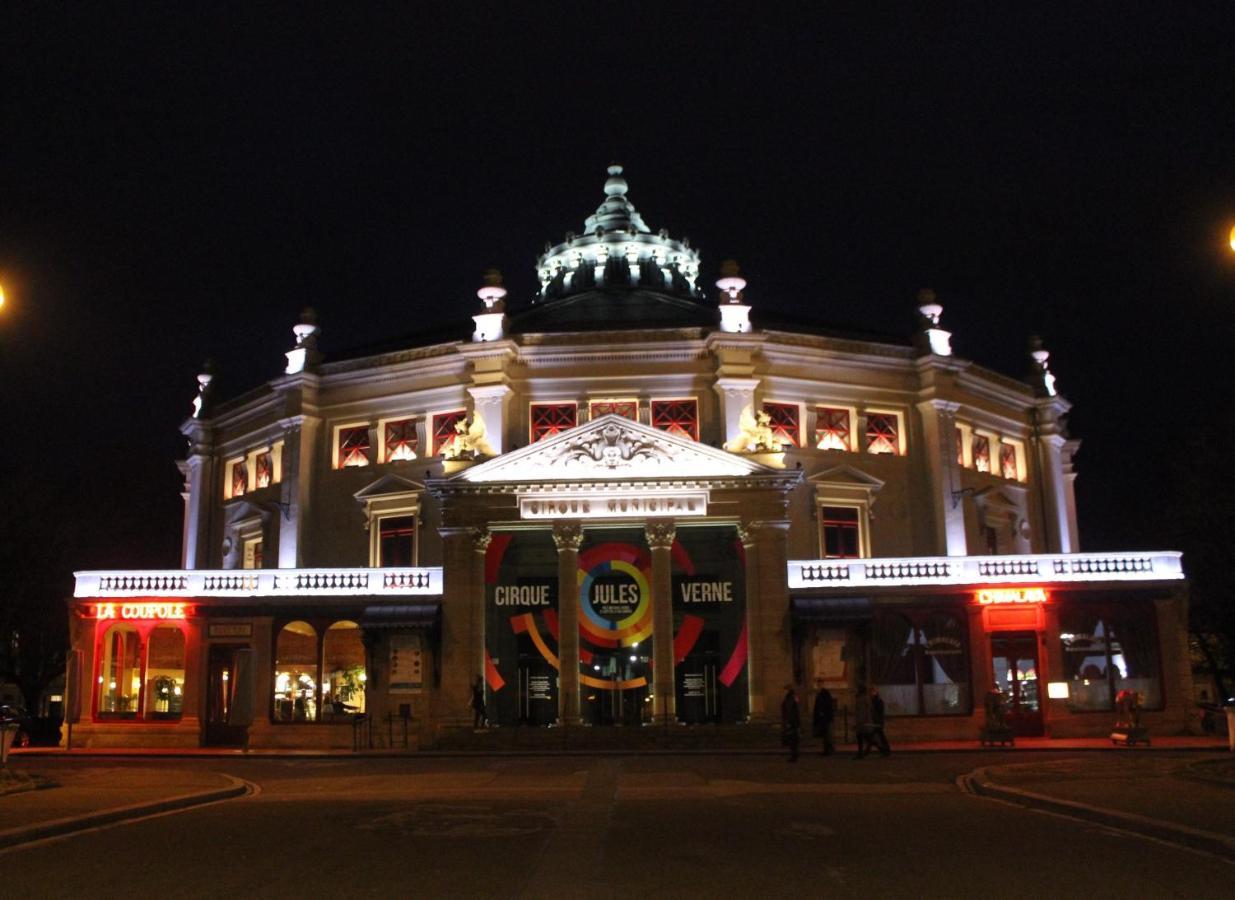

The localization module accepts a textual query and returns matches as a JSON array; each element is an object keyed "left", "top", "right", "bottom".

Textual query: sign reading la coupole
[
  {"left": 975, "top": 587, "right": 1048, "bottom": 605},
  {"left": 90, "top": 602, "right": 190, "bottom": 620}
]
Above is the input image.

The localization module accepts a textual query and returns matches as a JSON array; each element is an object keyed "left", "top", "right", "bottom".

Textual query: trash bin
[{"left": 1226, "top": 707, "right": 1235, "bottom": 752}]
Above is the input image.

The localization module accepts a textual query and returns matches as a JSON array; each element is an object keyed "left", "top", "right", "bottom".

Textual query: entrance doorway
[
  {"left": 990, "top": 633, "right": 1043, "bottom": 736},
  {"left": 583, "top": 650, "right": 650, "bottom": 726},
  {"left": 205, "top": 644, "right": 247, "bottom": 746},
  {"left": 676, "top": 630, "right": 721, "bottom": 724}
]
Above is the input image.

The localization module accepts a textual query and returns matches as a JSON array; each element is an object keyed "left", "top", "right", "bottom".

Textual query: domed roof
[{"left": 533, "top": 165, "right": 704, "bottom": 309}]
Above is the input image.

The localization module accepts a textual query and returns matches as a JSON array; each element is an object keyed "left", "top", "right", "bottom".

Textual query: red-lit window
[
  {"left": 1000, "top": 443, "right": 1018, "bottom": 480},
  {"left": 973, "top": 434, "right": 991, "bottom": 473},
  {"left": 866, "top": 413, "right": 899, "bottom": 455},
  {"left": 651, "top": 399, "right": 699, "bottom": 441},
  {"left": 255, "top": 451, "right": 273, "bottom": 489},
  {"left": 820, "top": 506, "right": 862, "bottom": 558},
  {"left": 955, "top": 427, "right": 965, "bottom": 467},
  {"left": 815, "top": 407, "right": 851, "bottom": 451},
  {"left": 762, "top": 402, "right": 800, "bottom": 448},
  {"left": 431, "top": 410, "right": 466, "bottom": 456},
  {"left": 231, "top": 461, "right": 248, "bottom": 497},
  {"left": 530, "top": 403, "right": 577, "bottom": 442},
  {"left": 378, "top": 516, "right": 416, "bottom": 566},
  {"left": 384, "top": 418, "right": 419, "bottom": 462},
  {"left": 338, "top": 426, "right": 371, "bottom": 468},
  {"left": 589, "top": 399, "right": 638, "bottom": 420}
]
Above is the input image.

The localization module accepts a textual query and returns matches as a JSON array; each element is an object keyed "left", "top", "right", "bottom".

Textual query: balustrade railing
[
  {"left": 75, "top": 567, "right": 443, "bottom": 598},
  {"left": 788, "top": 551, "right": 1183, "bottom": 589}
]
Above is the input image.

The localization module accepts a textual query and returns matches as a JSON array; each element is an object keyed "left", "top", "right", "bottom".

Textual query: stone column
[
  {"left": 438, "top": 527, "right": 479, "bottom": 725},
  {"left": 1040, "top": 602, "right": 1067, "bottom": 734},
  {"left": 468, "top": 384, "right": 513, "bottom": 456},
  {"left": 1062, "top": 439, "right": 1081, "bottom": 551},
  {"left": 749, "top": 521, "right": 793, "bottom": 719},
  {"left": 915, "top": 399, "right": 967, "bottom": 555},
  {"left": 645, "top": 518, "right": 677, "bottom": 723},
  {"left": 714, "top": 377, "right": 760, "bottom": 449},
  {"left": 1033, "top": 432, "right": 1074, "bottom": 553},
  {"left": 1155, "top": 590, "right": 1194, "bottom": 733},
  {"left": 277, "top": 414, "right": 321, "bottom": 568},
  {"left": 470, "top": 527, "right": 492, "bottom": 689},
  {"left": 737, "top": 523, "right": 764, "bottom": 719},
  {"left": 179, "top": 419, "right": 215, "bottom": 568},
  {"left": 553, "top": 521, "right": 584, "bottom": 725}
]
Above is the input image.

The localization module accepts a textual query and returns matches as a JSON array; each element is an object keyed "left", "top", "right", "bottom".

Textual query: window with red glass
[
  {"left": 431, "top": 410, "right": 466, "bottom": 456},
  {"left": 650, "top": 398, "right": 699, "bottom": 441},
  {"left": 588, "top": 399, "right": 638, "bottom": 420},
  {"left": 865, "top": 413, "right": 900, "bottom": 455},
  {"left": 384, "top": 418, "right": 419, "bottom": 462},
  {"left": 231, "top": 461, "right": 248, "bottom": 497},
  {"left": 815, "top": 407, "right": 851, "bottom": 451},
  {"left": 530, "top": 403, "right": 578, "bottom": 442},
  {"left": 761, "top": 402, "right": 800, "bottom": 448},
  {"left": 972, "top": 434, "right": 991, "bottom": 473},
  {"left": 255, "top": 451, "right": 273, "bottom": 489},
  {"left": 337, "top": 426, "right": 371, "bottom": 468},
  {"left": 999, "top": 443, "right": 1018, "bottom": 479},
  {"left": 820, "top": 506, "right": 862, "bottom": 558}
]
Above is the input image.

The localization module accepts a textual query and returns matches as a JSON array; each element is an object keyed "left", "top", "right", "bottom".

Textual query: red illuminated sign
[
  {"left": 92, "top": 602, "right": 188, "bottom": 621},
  {"left": 976, "top": 587, "right": 1047, "bottom": 605}
]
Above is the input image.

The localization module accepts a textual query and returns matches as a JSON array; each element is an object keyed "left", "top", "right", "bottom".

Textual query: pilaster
[
  {"left": 277, "top": 414, "right": 321, "bottom": 567},
  {"left": 645, "top": 518, "right": 677, "bottom": 723},
  {"left": 714, "top": 377, "right": 761, "bottom": 449},
  {"left": 915, "top": 399, "right": 967, "bottom": 555},
  {"left": 438, "top": 527, "right": 481, "bottom": 725},
  {"left": 179, "top": 419, "right": 215, "bottom": 569},
  {"left": 553, "top": 521, "right": 584, "bottom": 724},
  {"left": 467, "top": 384, "right": 513, "bottom": 456},
  {"left": 747, "top": 520, "right": 792, "bottom": 719},
  {"left": 737, "top": 523, "right": 763, "bottom": 719}
]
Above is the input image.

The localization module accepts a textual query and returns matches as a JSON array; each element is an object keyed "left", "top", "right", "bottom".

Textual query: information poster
[{"left": 388, "top": 633, "right": 423, "bottom": 694}]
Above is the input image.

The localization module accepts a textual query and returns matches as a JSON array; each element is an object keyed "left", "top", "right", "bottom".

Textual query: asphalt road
[{"left": 6, "top": 753, "right": 1232, "bottom": 898}]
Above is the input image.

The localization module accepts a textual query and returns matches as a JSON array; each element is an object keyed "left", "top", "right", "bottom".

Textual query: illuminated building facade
[{"left": 65, "top": 167, "right": 1190, "bottom": 748}]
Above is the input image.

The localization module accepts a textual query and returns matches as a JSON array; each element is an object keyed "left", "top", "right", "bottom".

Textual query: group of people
[{"left": 780, "top": 680, "right": 891, "bottom": 762}]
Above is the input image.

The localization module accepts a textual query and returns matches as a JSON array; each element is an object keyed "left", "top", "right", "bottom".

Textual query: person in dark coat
[
  {"left": 470, "top": 676, "right": 488, "bottom": 729},
  {"left": 852, "top": 686, "right": 872, "bottom": 758},
  {"left": 867, "top": 686, "right": 891, "bottom": 756},
  {"left": 780, "top": 684, "right": 801, "bottom": 762},
  {"left": 812, "top": 679, "right": 836, "bottom": 755}
]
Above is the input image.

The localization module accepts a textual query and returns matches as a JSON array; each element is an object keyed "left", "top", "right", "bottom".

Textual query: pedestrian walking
[
  {"left": 470, "top": 676, "right": 488, "bottom": 729},
  {"left": 812, "top": 679, "right": 836, "bottom": 755},
  {"left": 852, "top": 686, "right": 872, "bottom": 758},
  {"left": 780, "top": 684, "right": 801, "bottom": 762},
  {"left": 867, "top": 686, "right": 891, "bottom": 756}
]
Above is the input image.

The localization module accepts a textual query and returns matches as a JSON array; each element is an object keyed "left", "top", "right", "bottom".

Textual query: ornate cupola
[{"left": 534, "top": 165, "right": 702, "bottom": 303}]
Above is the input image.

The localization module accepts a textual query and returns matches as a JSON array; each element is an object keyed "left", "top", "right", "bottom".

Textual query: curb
[
  {"left": 0, "top": 774, "right": 253, "bottom": 851},
  {"left": 961, "top": 766, "right": 1235, "bottom": 861}
]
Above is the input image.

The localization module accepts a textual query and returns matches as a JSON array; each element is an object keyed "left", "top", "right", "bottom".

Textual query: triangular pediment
[
  {"left": 353, "top": 474, "right": 426, "bottom": 501},
  {"left": 808, "top": 465, "right": 886, "bottom": 490},
  {"left": 457, "top": 414, "right": 777, "bottom": 483}
]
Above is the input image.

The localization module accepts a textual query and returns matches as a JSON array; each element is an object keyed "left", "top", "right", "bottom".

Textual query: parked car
[{"left": 0, "top": 704, "right": 32, "bottom": 748}]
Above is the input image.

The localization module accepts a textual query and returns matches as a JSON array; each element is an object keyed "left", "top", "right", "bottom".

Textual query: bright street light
[{"left": 1229, "top": 224, "right": 1235, "bottom": 253}]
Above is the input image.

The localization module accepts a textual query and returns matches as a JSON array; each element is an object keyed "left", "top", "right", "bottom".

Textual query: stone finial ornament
[
  {"left": 716, "top": 259, "right": 752, "bottom": 334},
  {"left": 284, "top": 307, "right": 322, "bottom": 374},
  {"left": 1028, "top": 335, "right": 1058, "bottom": 397},
  {"left": 472, "top": 268, "right": 508, "bottom": 342},
  {"left": 191, "top": 359, "right": 216, "bottom": 419},
  {"left": 915, "top": 288, "right": 953, "bottom": 356}
]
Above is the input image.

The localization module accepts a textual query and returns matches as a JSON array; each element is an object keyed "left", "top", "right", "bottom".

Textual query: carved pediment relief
[{"left": 457, "top": 414, "right": 773, "bottom": 483}]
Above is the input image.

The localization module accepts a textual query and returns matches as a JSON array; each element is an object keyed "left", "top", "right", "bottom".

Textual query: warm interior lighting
[
  {"left": 1229, "top": 223, "right": 1235, "bottom": 252},
  {"left": 0, "top": 283, "right": 5, "bottom": 309},
  {"left": 976, "top": 587, "right": 1048, "bottom": 605},
  {"left": 1047, "top": 682, "right": 1070, "bottom": 699}
]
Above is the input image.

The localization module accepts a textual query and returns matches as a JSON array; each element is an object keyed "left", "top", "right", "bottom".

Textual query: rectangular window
[
  {"left": 431, "top": 410, "right": 466, "bottom": 456},
  {"left": 815, "top": 407, "right": 851, "bottom": 451},
  {"left": 384, "top": 418, "right": 419, "bottom": 462},
  {"left": 378, "top": 515, "right": 416, "bottom": 566},
  {"left": 255, "top": 451, "right": 273, "bottom": 489},
  {"left": 243, "top": 537, "right": 263, "bottom": 570},
  {"left": 972, "top": 434, "right": 991, "bottom": 473},
  {"left": 651, "top": 398, "right": 699, "bottom": 441},
  {"left": 530, "top": 403, "right": 578, "bottom": 442},
  {"left": 589, "top": 399, "right": 638, "bottom": 420},
  {"left": 230, "top": 460, "right": 248, "bottom": 497},
  {"left": 865, "top": 412, "right": 900, "bottom": 455},
  {"left": 337, "top": 426, "right": 371, "bottom": 468},
  {"left": 999, "top": 442, "right": 1018, "bottom": 479},
  {"left": 820, "top": 506, "right": 862, "bottom": 558},
  {"left": 762, "top": 402, "right": 801, "bottom": 448}
]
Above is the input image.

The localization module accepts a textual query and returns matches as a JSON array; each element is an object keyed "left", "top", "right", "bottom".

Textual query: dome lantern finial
[{"left": 604, "top": 164, "right": 628, "bottom": 198}]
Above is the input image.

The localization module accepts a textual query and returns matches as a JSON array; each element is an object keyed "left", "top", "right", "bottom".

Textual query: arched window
[
  {"left": 275, "top": 621, "right": 318, "bottom": 722},
  {"left": 871, "top": 614, "right": 919, "bottom": 715},
  {"left": 98, "top": 624, "right": 142, "bottom": 717},
  {"left": 920, "top": 612, "right": 970, "bottom": 715},
  {"left": 1061, "top": 602, "right": 1161, "bottom": 711},
  {"left": 322, "top": 621, "right": 366, "bottom": 718},
  {"left": 144, "top": 626, "right": 186, "bottom": 719}
]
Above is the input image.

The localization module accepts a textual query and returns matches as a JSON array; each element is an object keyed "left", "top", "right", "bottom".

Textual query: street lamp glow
[
  {"left": 1229, "top": 223, "right": 1235, "bottom": 252},
  {"left": 0, "top": 283, "right": 5, "bottom": 310}
]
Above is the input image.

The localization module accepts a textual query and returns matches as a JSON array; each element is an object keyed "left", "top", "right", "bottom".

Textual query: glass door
[
  {"left": 990, "top": 633, "right": 1043, "bottom": 736},
  {"left": 204, "top": 645, "right": 247, "bottom": 746}
]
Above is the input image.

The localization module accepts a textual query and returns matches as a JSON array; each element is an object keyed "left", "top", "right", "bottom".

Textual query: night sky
[{"left": 2, "top": 5, "right": 1233, "bottom": 591}]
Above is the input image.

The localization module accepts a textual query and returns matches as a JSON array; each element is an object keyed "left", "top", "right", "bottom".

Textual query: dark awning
[
  {"left": 360, "top": 602, "right": 441, "bottom": 629},
  {"left": 791, "top": 596, "right": 873, "bottom": 623}
]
